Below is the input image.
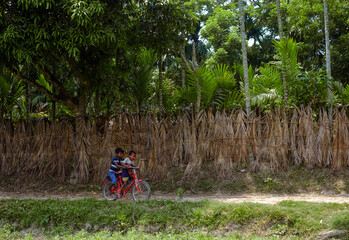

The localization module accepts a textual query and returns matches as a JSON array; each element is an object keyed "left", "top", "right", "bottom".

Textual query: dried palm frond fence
[{"left": 1, "top": 106, "right": 349, "bottom": 184}]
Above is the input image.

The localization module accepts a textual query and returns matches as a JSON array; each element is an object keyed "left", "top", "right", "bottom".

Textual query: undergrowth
[
  {"left": 153, "top": 166, "right": 349, "bottom": 194},
  {"left": 2, "top": 166, "right": 349, "bottom": 195}
]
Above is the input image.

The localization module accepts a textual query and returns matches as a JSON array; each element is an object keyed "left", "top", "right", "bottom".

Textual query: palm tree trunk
[
  {"left": 158, "top": 56, "right": 163, "bottom": 112},
  {"left": 239, "top": 0, "right": 251, "bottom": 116},
  {"left": 324, "top": 0, "right": 333, "bottom": 119},
  {"left": 276, "top": 0, "right": 283, "bottom": 40},
  {"left": 192, "top": 41, "right": 201, "bottom": 113},
  {"left": 25, "top": 83, "right": 30, "bottom": 120},
  {"left": 276, "top": 0, "right": 289, "bottom": 106},
  {"left": 51, "top": 65, "right": 56, "bottom": 122},
  {"left": 239, "top": 0, "right": 256, "bottom": 169},
  {"left": 52, "top": 85, "right": 56, "bottom": 123},
  {"left": 181, "top": 40, "right": 186, "bottom": 90}
]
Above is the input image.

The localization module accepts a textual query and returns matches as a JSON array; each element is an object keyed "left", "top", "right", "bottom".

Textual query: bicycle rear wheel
[
  {"left": 102, "top": 180, "right": 118, "bottom": 201},
  {"left": 131, "top": 181, "right": 151, "bottom": 201}
]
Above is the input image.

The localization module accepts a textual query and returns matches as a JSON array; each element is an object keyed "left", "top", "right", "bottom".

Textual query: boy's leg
[
  {"left": 107, "top": 171, "right": 117, "bottom": 185},
  {"left": 119, "top": 177, "right": 129, "bottom": 197}
]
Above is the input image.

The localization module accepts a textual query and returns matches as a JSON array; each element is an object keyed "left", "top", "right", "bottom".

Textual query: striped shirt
[{"left": 109, "top": 156, "right": 123, "bottom": 173}]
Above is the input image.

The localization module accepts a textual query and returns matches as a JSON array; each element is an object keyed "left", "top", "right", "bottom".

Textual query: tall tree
[
  {"left": 276, "top": 0, "right": 289, "bottom": 106},
  {"left": 286, "top": 0, "right": 349, "bottom": 85},
  {"left": 238, "top": 0, "right": 251, "bottom": 116},
  {"left": 0, "top": 0, "right": 195, "bottom": 183},
  {"left": 323, "top": 0, "right": 332, "bottom": 116},
  {"left": 158, "top": 55, "right": 164, "bottom": 111}
]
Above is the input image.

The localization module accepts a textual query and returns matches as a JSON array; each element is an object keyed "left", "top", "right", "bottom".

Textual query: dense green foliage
[
  {"left": 0, "top": 199, "right": 349, "bottom": 239},
  {"left": 1, "top": 0, "right": 349, "bottom": 120}
]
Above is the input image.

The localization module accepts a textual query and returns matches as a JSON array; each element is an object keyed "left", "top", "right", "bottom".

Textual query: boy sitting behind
[{"left": 119, "top": 150, "right": 137, "bottom": 195}]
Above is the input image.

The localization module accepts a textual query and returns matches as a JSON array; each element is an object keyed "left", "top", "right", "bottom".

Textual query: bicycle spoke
[
  {"left": 103, "top": 181, "right": 118, "bottom": 201},
  {"left": 132, "top": 181, "right": 151, "bottom": 201}
]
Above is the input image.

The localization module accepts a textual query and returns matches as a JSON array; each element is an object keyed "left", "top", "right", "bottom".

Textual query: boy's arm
[
  {"left": 113, "top": 160, "right": 124, "bottom": 169},
  {"left": 123, "top": 159, "right": 131, "bottom": 168}
]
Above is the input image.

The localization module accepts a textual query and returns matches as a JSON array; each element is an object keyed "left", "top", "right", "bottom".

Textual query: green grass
[
  {"left": 0, "top": 226, "right": 297, "bottom": 240},
  {"left": 0, "top": 198, "right": 348, "bottom": 239}
]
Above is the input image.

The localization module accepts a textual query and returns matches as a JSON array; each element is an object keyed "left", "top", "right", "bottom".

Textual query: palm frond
[
  {"left": 212, "top": 64, "right": 236, "bottom": 90},
  {"left": 273, "top": 38, "right": 300, "bottom": 83},
  {"left": 131, "top": 48, "right": 157, "bottom": 111},
  {"left": 36, "top": 74, "right": 52, "bottom": 92},
  {"left": 332, "top": 81, "right": 349, "bottom": 104}
]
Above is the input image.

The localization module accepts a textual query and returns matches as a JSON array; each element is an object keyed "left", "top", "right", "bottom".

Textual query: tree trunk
[
  {"left": 192, "top": 41, "right": 201, "bottom": 113},
  {"left": 25, "top": 83, "right": 30, "bottom": 120},
  {"left": 181, "top": 39, "right": 186, "bottom": 90},
  {"left": 276, "top": 0, "right": 284, "bottom": 40},
  {"left": 52, "top": 101, "right": 56, "bottom": 123},
  {"left": 51, "top": 65, "right": 56, "bottom": 123},
  {"left": 95, "top": 88, "right": 100, "bottom": 115},
  {"left": 276, "top": 0, "right": 289, "bottom": 106},
  {"left": 70, "top": 76, "right": 90, "bottom": 184},
  {"left": 239, "top": 0, "right": 251, "bottom": 116},
  {"left": 0, "top": 98, "right": 3, "bottom": 120},
  {"left": 239, "top": 0, "right": 256, "bottom": 169},
  {"left": 71, "top": 95, "right": 90, "bottom": 184},
  {"left": 324, "top": 0, "right": 333, "bottom": 119},
  {"left": 158, "top": 56, "right": 163, "bottom": 112}
]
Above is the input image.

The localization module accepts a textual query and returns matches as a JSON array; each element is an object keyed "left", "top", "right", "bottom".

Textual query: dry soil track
[{"left": 1, "top": 191, "right": 349, "bottom": 204}]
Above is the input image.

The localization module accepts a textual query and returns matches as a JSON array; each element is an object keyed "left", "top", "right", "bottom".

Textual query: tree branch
[
  {"left": 180, "top": 50, "right": 193, "bottom": 72},
  {"left": 63, "top": 53, "right": 89, "bottom": 89},
  {"left": 6, "top": 65, "right": 77, "bottom": 110},
  {"left": 34, "top": 63, "right": 72, "bottom": 99}
]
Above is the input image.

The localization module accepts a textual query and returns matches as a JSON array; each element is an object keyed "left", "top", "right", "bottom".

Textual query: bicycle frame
[{"left": 107, "top": 168, "right": 144, "bottom": 198}]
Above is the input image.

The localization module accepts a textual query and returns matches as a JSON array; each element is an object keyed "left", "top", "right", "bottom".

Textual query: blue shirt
[{"left": 109, "top": 157, "right": 123, "bottom": 173}]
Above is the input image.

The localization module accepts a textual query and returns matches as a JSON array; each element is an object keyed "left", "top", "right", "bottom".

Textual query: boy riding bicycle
[
  {"left": 108, "top": 148, "right": 125, "bottom": 186},
  {"left": 103, "top": 149, "right": 150, "bottom": 201}
]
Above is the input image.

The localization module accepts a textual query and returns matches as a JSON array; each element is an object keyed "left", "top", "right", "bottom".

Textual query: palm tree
[
  {"left": 276, "top": 0, "right": 289, "bottom": 105},
  {"left": 273, "top": 38, "right": 299, "bottom": 104},
  {"left": 251, "top": 65, "right": 283, "bottom": 107},
  {"left": 130, "top": 48, "right": 157, "bottom": 113},
  {"left": 177, "top": 64, "right": 242, "bottom": 110},
  {"left": 158, "top": 54, "right": 164, "bottom": 112},
  {"left": 238, "top": 0, "right": 251, "bottom": 116},
  {"left": 180, "top": 40, "right": 202, "bottom": 112},
  {"left": 323, "top": 0, "right": 333, "bottom": 118},
  {"left": 331, "top": 81, "right": 349, "bottom": 105}
]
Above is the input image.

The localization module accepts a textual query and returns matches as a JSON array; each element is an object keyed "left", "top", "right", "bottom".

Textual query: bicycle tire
[
  {"left": 131, "top": 181, "right": 151, "bottom": 201},
  {"left": 102, "top": 180, "right": 118, "bottom": 201}
]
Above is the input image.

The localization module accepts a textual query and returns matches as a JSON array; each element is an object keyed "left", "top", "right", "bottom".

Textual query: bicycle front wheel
[
  {"left": 102, "top": 180, "right": 118, "bottom": 201},
  {"left": 131, "top": 181, "right": 151, "bottom": 201}
]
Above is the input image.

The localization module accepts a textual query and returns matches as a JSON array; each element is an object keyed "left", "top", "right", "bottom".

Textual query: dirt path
[{"left": 1, "top": 190, "right": 349, "bottom": 204}]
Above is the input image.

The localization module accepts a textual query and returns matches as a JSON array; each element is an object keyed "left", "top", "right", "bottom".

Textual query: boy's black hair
[
  {"left": 129, "top": 150, "right": 136, "bottom": 155},
  {"left": 115, "top": 148, "right": 124, "bottom": 154}
]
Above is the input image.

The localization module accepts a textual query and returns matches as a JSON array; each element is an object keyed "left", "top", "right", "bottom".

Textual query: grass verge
[{"left": 0, "top": 198, "right": 348, "bottom": 239}]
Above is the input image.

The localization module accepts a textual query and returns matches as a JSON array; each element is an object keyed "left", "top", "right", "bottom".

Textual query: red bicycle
[{"left": 102, "top": 167, "right": 151, "bottom": 201}]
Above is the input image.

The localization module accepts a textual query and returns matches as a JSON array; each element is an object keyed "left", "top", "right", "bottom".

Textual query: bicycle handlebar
[{"left": 128, "top": 166, "right": 139, "bottom": 169}]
